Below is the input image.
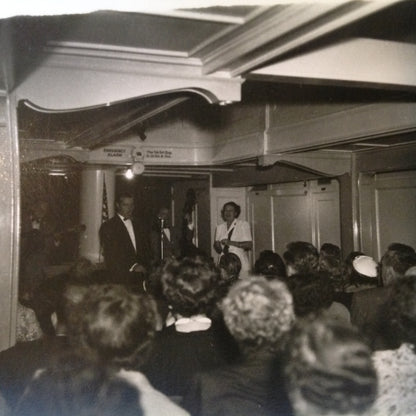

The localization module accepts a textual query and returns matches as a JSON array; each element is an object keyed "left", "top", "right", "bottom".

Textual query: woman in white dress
[{"left": 214, "top": 202, "right": 252, "bottom": 276}]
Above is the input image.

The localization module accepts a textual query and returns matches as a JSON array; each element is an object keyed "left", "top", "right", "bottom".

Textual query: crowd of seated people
[{"left": 1, "top": 238, "right": 416, "bottom": 415}]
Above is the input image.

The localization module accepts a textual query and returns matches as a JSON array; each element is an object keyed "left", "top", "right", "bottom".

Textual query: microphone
[{"left": 159, "top": 217, "right": 165, "bottom": 229}]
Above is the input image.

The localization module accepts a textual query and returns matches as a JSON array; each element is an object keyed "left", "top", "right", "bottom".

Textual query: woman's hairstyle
[
  {"left": 387, "top": 275, "right": 416, "bottom": 348},
  {"left": 14, "top": 355, "right": 142, "bottom": 416},
  {"left": 254, "top": 250, "right": 287, "bottom": 278},
  {"left": 68, "top": 284, "right": 157, "bottom": 368},
  {"left": 161, "top": 256, "right": 221, "bottom": 316},
  {"left": 320, "top": 243, "right": 341, "bottom": 259},
  {"left": 222, "top": 276, "right": 294, "bottom": 353},
  {"left": 284, "top": 317, "right": 377, "bottom": 416},
  {"left": 219, "top": 252, "right": 241, "bottom": 286},
  {"left": 381, "top": 242, "right": 416, "bottom": 285},
  {"left": 283, "top": 241, "right": 319, "bottom": 275},
  {"left": 286, "top": 273, "right": 335, "bottom": 317},
  {"left": 221, "top": 201, "right": 241, "bottom": 218},
  {"left": 319, "top": 243, "right": 342, "bottom": 284}
]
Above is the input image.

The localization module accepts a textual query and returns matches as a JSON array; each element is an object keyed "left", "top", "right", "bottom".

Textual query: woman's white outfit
[{"left": 215, "top": 219, "right": 252, "bottom": 275}]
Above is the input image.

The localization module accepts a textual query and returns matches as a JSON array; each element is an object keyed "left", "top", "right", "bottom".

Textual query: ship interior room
[{"left": 0, "top": 1, "right": 416, "bottom": 350}]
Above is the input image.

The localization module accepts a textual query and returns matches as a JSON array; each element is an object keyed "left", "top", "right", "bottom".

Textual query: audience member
[
  {"left": 184, "top": 276, "right": 294, "bottom": 416},
  {"left": 14, "top": 355, "right": 143, "bottom": 416},
  {"left": 20, "top": 199, "right": 60, "bottom": 300},
  {"left": 286, "top": 273, "right": 350, "bottom": 324},
  {"left": 16, "top": 302, "right": 42, "bottom": 343},
  {"left": 66, "top": 283, "right": 189, "bottom": 416},
  {"left": 284, "top": 316, "right": 377, "bottom": 416},
  {"left": 0, "top": 281, "right": 71, "bottom": 410},
  {"left": 254, "top": 250, "right": 287, "bottom": 279},
  {"left": 368, "top": 273, "right": 416, "bottom": 416},
  {"left": 379, "top": 242, "right": 416, "bottom": 286},
  {"left": 218, "top": 252, "right": 241, "bottom": 296},
  {"left": 67, "top": 284, "right": 157, "bottom": 369},
  {"left": 0, "top": 390, "right": 9, "bottom": 416},
  {"left": 351, "top": 243, "right": 416, "bottom": 349},
  {"left": 319, "top": 243, "right": 343, "bottom": 289},
  {"left": 344, "top": 254, "right": 379, "bottom": 292},
  {"left": 283, "top": 241, "right": 319, "bottom": 276},
  {"left": 142, "top": 256, "right": 237, "bottom": 399}
]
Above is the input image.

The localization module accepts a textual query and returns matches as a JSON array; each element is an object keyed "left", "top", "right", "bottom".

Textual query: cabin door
[
  {"left": 249, "top": 179, "right": 341, "bottom": 258},
  {"left": 359, "top": 170, "right": 416, "bottom": 260}
]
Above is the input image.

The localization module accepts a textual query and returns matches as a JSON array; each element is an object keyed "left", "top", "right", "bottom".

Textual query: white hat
[{"left": 352, "top": 255, "right": 378, "bottom": 278}]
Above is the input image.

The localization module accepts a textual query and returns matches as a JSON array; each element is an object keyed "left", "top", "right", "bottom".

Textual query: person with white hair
[{"left": 184, "top": 276, "right": 295, "bottom": 416}]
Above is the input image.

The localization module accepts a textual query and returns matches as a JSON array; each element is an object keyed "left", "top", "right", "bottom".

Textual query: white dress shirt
[{"left": 118, "top": 213, "right": 136, "bottom": 251}]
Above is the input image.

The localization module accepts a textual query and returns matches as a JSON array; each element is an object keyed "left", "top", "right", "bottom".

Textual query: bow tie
[{"left": 123, "top": 217, "right": 131, "bottom": 221}]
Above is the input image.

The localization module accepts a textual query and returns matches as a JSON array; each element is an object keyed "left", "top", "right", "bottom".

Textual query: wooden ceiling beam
[
  {"left": 199, "top": 1, "right": 401, "bottom": 77},
  {"left": 249, "top": 38, "right": 416, "bottom": 90}
]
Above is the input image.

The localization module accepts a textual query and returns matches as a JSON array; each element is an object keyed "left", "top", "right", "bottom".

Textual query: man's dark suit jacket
[{"left": 99, "top": 215, "right": 149, "bottom": 284}]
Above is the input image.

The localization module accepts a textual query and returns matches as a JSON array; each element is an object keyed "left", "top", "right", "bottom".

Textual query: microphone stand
[{"left": 160, "top": 218, "right": 165, "bottom": 260}]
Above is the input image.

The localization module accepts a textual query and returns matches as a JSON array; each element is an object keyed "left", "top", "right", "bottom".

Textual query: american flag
[{"left": 101, "top": 177, "right": 109, "bottom": 224}]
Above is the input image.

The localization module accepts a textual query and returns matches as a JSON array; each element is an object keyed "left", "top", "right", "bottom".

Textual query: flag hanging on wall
[{"left": 101, "top": 177, "right": 109, "bottom": 224}]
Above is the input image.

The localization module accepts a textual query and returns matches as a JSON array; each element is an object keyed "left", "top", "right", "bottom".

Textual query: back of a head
[
  {"left": 219, "top": 252, "right": 242, "bottom": 281},
  {"left": 319, "top": 244, "right": 342, "bottom": 282},
  {"left": 14, "top": 356, "right": 142, "bottom": 416},
  {"left": 387, "top": 274, "right": 416, "bottom": 347},
  {"left": 284, "top": 317, "right": 377, "bottom": 416},
  {"left": 161, "top": 256, "right": 220, "bottom": 317},
  {"left": 254, "top": 250, "right": 287, "bottom": 278},
  {"left": 320, "top": 243, "right": 341, "bottom": 259},
  {"left": 286, "top": 273, "right": 335, "bottom": 317},
  {"left": 222, "top": 276, "right": 294, "bottom": 354},
  {"left": 69, "top": 284, "right": 157, "bottom": 368},
  {"left": 381, "top": 243, "right": 416, "bottom": 286},
  {"left": 284, "top": 241, "right": 319, "bottom": 276}
]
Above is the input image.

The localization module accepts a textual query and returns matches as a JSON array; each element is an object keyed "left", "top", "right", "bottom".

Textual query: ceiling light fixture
[{"left": 125, "top": 168, "right": 134, "bottom": 179}]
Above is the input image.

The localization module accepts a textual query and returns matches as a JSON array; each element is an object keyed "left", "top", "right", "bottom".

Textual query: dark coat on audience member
[
  {"left": 350, "top": 286, "right": 398, "bottom": 350},
  {"left": 0, "top": 336, "right": 70, "bottom": 410},
  {"left": 142, "top": 321, "right": 238, "bottom": 399},
  {"left": 183, "top": 350, "right": 292, "bottom": 416}
]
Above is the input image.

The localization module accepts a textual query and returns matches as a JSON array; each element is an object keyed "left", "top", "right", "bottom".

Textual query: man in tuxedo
[{"left": 99, "top": 193, "right": 149, "bottom": 287}]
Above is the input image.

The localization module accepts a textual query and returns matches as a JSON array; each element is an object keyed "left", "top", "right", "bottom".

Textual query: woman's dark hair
[
  {"left": 221, "top": 201, "right": 241, "bottom": 218},
  {"left": 219, "top": 252, "right": 241, "bottom": 279},
  {"left": 284, "top": 316, "right": 377, "bottom": 415},
  {"left": 283, "top": 241, "right": 319, "bottom": 275},
  {"left": 14, "top": 354, "right": 142, "bottom": 416},
  {"left": 161, "top": 256, "right": 221, "bottom": 317},
  {"left": 254, "top": 250, "right": 286, "bottom": 278},
  {"left": 286, "top": 273, "right": 335, "bottom": 317},
  {"left": 319, "top": 243, "right": 342, "bottom": 285},
  {"left": 68, "top": 284, "right": 157, "bottom": 368}
]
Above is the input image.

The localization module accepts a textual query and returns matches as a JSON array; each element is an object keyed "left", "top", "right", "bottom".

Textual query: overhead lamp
[
  {"left": 125, "top": 168, "right": 134, "bottom": 180},
  {"left": 124, "top": 161, "right": 145, "bottom": 179}
]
